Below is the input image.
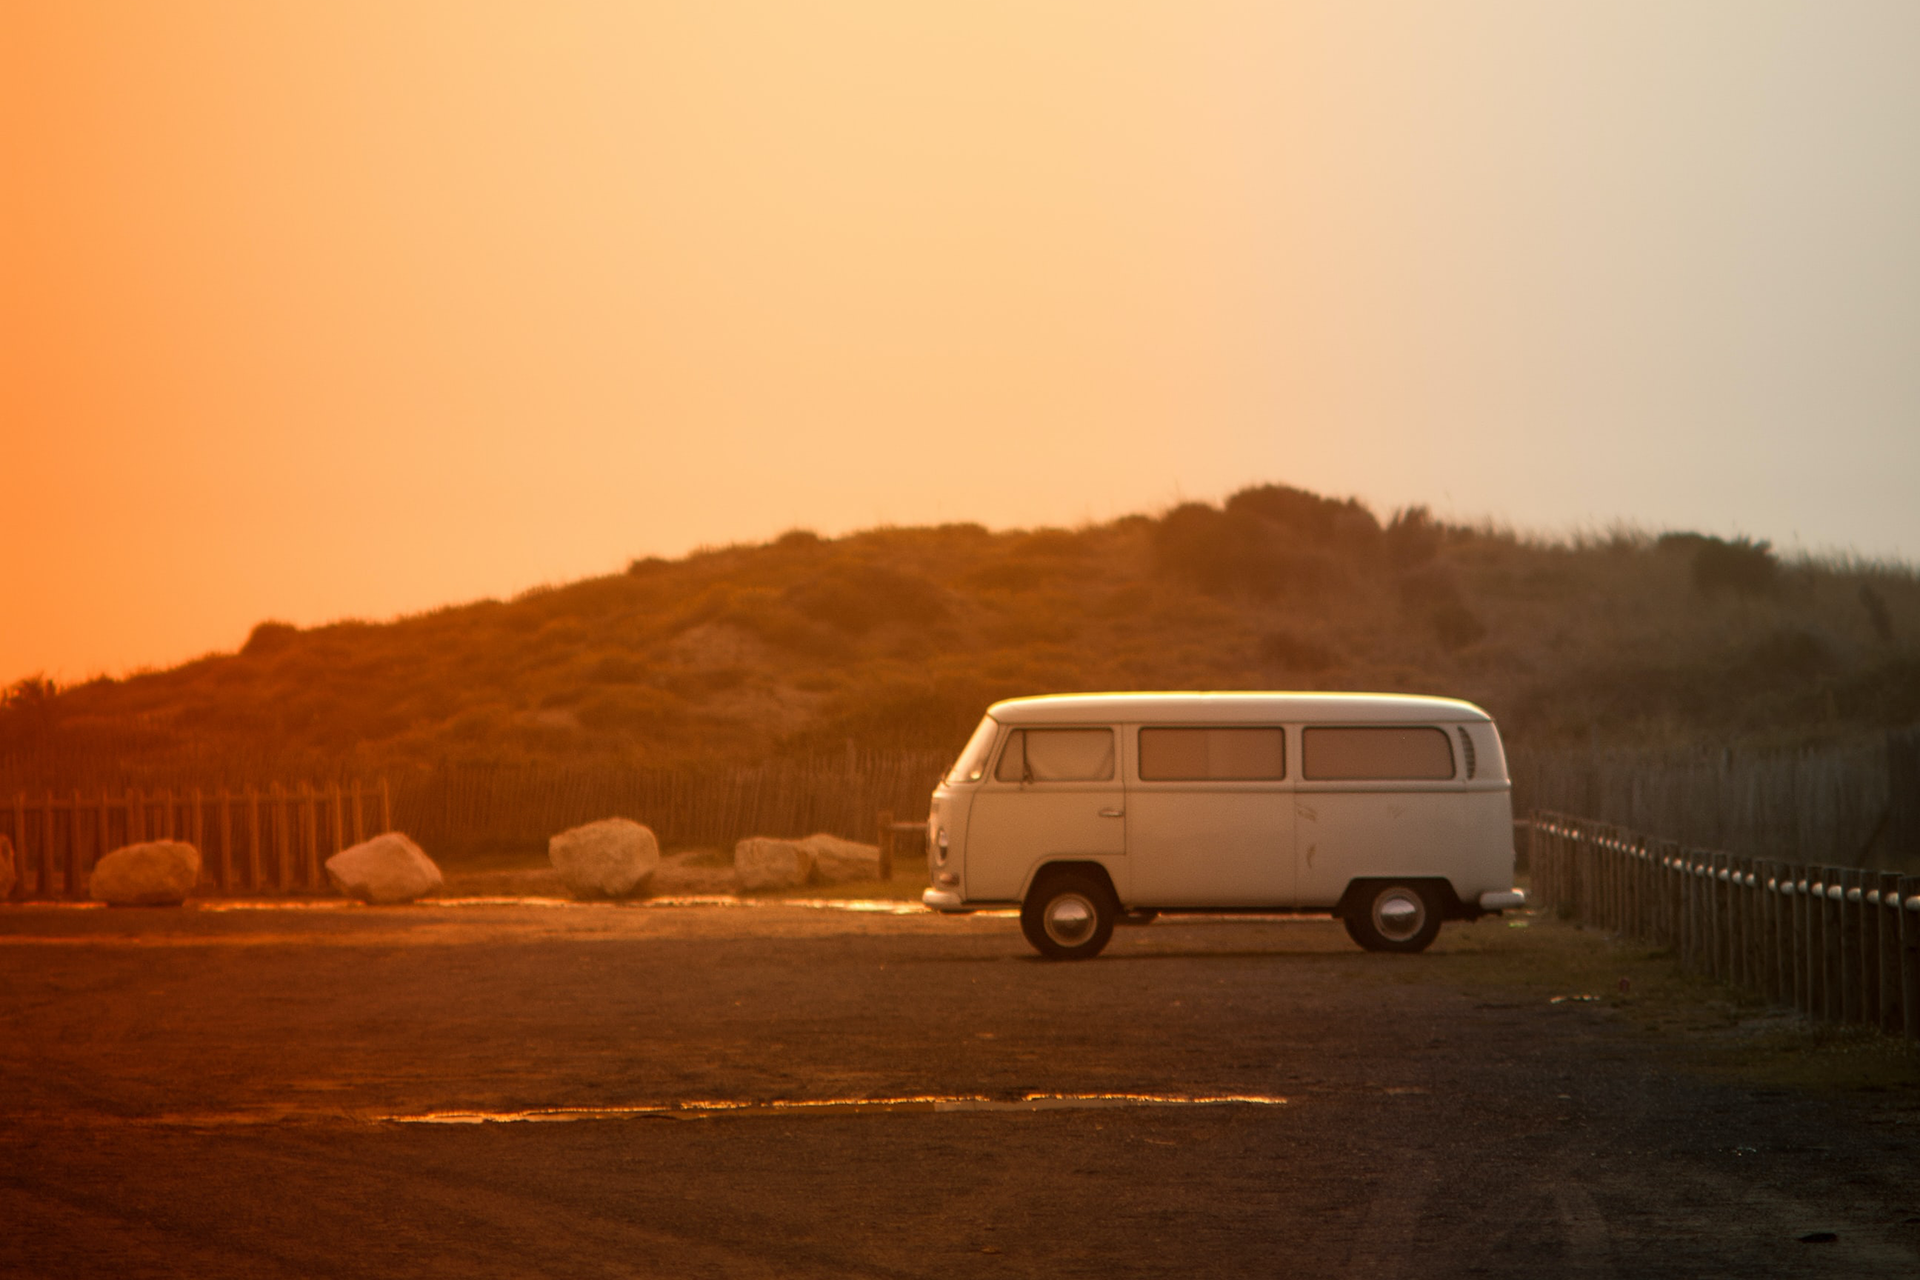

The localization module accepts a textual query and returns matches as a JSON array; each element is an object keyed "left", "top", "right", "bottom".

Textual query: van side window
[
  {"left": 1138, "top": 727, "right": 1285, "bottom": 781},
  {"left": 1302, "top": 726, "right": 1455, "bottom": 781},
  {"left": 995, "top": 728, "right": 1116, "bottom": 783}
]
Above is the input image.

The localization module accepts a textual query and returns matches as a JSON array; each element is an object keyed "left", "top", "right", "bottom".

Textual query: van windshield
[{"left": 947, "top": 715, "right": 1001, "bottom": 783}]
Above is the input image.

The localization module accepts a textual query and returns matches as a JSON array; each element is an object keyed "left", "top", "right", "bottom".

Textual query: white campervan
[{"left": 923, "top": 693, "right": 1523, "bottom": 959}]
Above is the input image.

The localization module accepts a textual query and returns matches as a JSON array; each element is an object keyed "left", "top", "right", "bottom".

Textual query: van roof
[{"left": 986, "top": 692, "right": 1494, "bottom": 725}]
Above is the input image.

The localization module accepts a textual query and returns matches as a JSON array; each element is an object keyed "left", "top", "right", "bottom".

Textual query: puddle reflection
[{"left": 390, "top": 1092, "right": 1288, "bottom": 1124}]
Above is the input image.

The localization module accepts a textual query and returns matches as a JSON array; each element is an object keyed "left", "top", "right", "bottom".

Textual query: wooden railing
[
  {"left": 4, "top": 782, "right": 391, "bottom": 900},
  {"left": 1529, "top": 810, "right": 1920, "bottom": 1042}
]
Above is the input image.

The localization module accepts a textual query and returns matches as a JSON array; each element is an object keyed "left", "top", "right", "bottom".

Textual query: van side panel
[
  {"left": 963, "top": 785, "right": 1127, "bottom": 902},
  {"left": 1126, "top": 788, "right": 1294, "bottom": 907},
  {"left": 1294, "top": 788, "right": 1471, "bottom": 908}
]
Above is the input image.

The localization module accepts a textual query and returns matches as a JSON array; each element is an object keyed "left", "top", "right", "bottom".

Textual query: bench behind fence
[
  {"left": 1528, "top": 810, "right": 1920, "bottom": 1043},
  {"left": 3, "top": 781, "right": 391, "bottom": 901}
]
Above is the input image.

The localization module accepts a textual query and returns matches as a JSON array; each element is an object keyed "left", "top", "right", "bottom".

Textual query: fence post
[
  {"left": 246, "top": 786, "right": 262, "bottom": 891},
  {"left": 216, "top": 790, "right": 232, "bottom": 893},
  {"left": 330, "top": 783, "right": 345, "bottom": 855},
  {"left": 1862, "top": 875, "right": 1883, "bottom": 1030},
  {"left": 1902, "top": 878, "right": 1920, "bottom": 1044},
  {"left": 300, "top": 782, "right": 319, "bottom": 889},
  {"left": 1526, "top": 817, "right": 1542, "bottom": 906},
  {"left": 1880, "top": 872, "right": 1905, "bottom": 1035},
  {"left": 1835, "top": 868, "right": 1855, "bottom": 1023},
  {"left": 65, "top": 791, "right": 83, "bottom": 901},
  {"left": 876, "top": 809, "right": 894, "bottom": 881},
  {"left": 1800, "top": 869, "right": 1818, "bottom": 1019},
  {"left": 1823, "top": 871, "right": 1844, "bottom": 1023},
  {"left": 1841, "top": 869, "right": 1863, "bottom": 1025},
  {"left": 1762, "top": 865, "right": 1782, "bottom": 1005},
  {"left": 1777, "top": 869, "right": 1793, "bottom": 1013},
  {"left": 381, "top": 778, "right": 392, "bottom": 834},
  {"left": 1732, "top": 859, "right": 1751, "bottom": 994},
  {"left": 5, "top": 799, "right": 22, "bottom": 901}
]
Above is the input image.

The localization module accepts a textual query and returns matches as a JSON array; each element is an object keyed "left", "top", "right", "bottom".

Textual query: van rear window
[
  {"left": 995, "top": 729, "right": 1115, "bottom": 782},
  {"left": 1302, "top": 726, "right": 1455, "bottom": 781},
  {"left": 1138, "top": 727, "right": 1285, "bottom": 781}
]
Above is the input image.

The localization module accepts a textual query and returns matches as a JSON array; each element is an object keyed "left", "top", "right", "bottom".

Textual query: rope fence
[{"left": 1529, "top": 810, "right": 1920, "bottom": 1042}]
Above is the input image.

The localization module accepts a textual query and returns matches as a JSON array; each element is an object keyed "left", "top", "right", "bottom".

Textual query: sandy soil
[{"left": 1, "top": 901, "right": 1917, "bottom": 1278}]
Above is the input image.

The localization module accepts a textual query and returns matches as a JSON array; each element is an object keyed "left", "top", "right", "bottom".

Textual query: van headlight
[{"left": 935, "top": 827, "right": 950, "bottom": 864}]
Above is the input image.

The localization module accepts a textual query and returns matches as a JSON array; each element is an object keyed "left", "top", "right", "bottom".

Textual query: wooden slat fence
[
  {"left": 3, "top": 782, "right": 390, "bottom": 901},
  {"left": 1529, "top": 810, "right": 1920, "bottom": 1042},
  {"left": 1512, "top": 734, "right": 1907, "bottom": 868},
  {"left": 391, "top": 753, "right": 949, "bottom": 854}
]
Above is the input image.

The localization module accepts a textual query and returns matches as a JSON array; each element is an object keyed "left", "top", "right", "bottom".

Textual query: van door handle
[{"left": 1098, "top": 807, "right": 1124, "bottom": 818}]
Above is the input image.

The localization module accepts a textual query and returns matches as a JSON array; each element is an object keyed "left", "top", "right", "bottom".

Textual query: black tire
[
  {"left": 1020, "top": 871, "right": 1117, "bottom": 960},
  {"left": 1342, "top": 881, "right": 1442, "bottom": 953}
]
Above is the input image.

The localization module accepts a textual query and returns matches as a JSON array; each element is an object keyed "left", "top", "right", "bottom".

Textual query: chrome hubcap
[
  {"left": 1372, "top": 889, "right": 1426, "bottom": 942},
  {"left": 1043, "top": 893, "right": 1098, "bottom": 947}
]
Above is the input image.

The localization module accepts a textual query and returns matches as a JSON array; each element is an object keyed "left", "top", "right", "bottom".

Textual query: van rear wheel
[
  {"left": 1021, "top": 872, "right": 1116, "bottom": 960},
  {"left": 1343, "top": 881, "right": 1442, "bottom": 953}
]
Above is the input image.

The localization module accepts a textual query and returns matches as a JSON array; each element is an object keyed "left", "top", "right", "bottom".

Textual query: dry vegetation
[{"left": 4, "top": 484, "right": 1917, "bottom": 790}]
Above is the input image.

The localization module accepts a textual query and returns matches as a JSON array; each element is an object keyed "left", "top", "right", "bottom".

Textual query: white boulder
[
  {"left": 734, "top": 836, "right": 814, "bottom": 891},
  {"left": 549, "top": 817, "right": 659, "bottom": 899},
  {"left": 801, "top": 833, "right": 883, "bottom": 885},
  {"left": 89, "top": 840, "right": 201, "bottom": 906},
  {"left": 325, "top": 832, "right": 443, "bottom": 904}
]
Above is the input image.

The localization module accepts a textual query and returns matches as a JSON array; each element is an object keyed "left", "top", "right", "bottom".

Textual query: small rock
[
  {"left": 734, "top": 837, "right": 814, "bottom": 891},
  {"left": 0, "top": 833, "right": 14, "bottom": 900},
  {"left": 549, "top": 818, "right": 660, "bottom": 899},
  {"left": 325, "top": 833, "right": 443, "bottom": 904},
  {"left": 89, "top": 840, "right": 201, "bottom": 906},
  {"left": 801, "top": 833, "right": 883, "bottom": 885}
]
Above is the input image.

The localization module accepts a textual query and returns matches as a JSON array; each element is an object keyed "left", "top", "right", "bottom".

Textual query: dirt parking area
[{"left": 2, "top": 899, "right": 1917, "bottom": 1278}]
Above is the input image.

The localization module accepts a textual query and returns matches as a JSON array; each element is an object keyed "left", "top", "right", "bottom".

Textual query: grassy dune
[{"left": 4, "top": 484, "right": 1917, "bottom": 787}]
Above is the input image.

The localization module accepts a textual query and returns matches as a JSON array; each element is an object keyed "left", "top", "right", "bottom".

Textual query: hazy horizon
[{"left": 7, "top": 2, "right": 1918, "bottom": 686}]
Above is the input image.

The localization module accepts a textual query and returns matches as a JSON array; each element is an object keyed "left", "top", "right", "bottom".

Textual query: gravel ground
[{"left": 1, "top": 900, "right": 1916, "bottom": 1278}]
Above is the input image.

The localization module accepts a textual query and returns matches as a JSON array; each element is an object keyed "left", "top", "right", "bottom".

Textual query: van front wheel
[
  {"left": 1021, "top": 872, "right": 1116, "bottom": 960},
  {"left": 1343, "top": 882, "right": 1442, "bottom": 953}
]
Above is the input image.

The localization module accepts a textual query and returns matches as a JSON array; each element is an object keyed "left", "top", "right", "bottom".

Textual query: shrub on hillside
[
  {"left": 576, "top": 686, "right": 690, "bottom": 733},
  {"left": 1398, "top": 570, "right": 1487, "bottom": 650},
  {"left": 783, "top": 565, "right": 947, "bottom": 633},
  {"left": 1860, "top": 584, "right": 1895, "bottom": 643},
  {"left": 1661, "top": 532, "right": 1777, "bottom": 596},
  {"left": 0, "top": 675, "right": 59, "bottom": 740},
  {"left": 1384, "top": 507, "right": 1442, "bottom": 568},
  {"left": 1152, "top": 503, "right": 1343, "bottom": 598},
  {"left": 1740, "top": 629, "right": 1832, "bottom": 685},
  {"left": 243, "top": 621, "right": 299, "bottom": 656},
  {"left": 1696, "top": 537, "right": 1777, "bottom": 596},
  {"left": 1224, "top": 484, "right": 1381, "bottom": 552}
]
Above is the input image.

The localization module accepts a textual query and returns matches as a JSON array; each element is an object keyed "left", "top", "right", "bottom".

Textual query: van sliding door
[{"left": 1125, "top": 725, "right": 1294, "bottom": 908}]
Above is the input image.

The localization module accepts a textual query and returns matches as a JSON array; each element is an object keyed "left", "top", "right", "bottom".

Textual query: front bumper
[
  {"left": 1478, "top": 889, "right": 1527, "bottom": 911},
  {"left": 922, "top": 888, "right": 968, "bottom": 912}
]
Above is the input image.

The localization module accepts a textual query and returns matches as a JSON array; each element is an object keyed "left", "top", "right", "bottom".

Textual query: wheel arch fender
[
  {"left": 1333, "top": 877, "right": 1469, "bottom": 921},
  {"left": 1021, "top": 859, "right": 1121, "bottom": 907}
]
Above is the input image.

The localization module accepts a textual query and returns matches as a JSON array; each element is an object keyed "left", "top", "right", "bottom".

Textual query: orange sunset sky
[{"left": 5, "top": 2, "right": 1918, "bottom": 687}]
